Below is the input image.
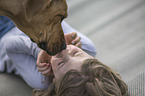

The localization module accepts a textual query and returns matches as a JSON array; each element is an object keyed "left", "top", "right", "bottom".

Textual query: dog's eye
[
  {"left": 39, "top": 32, "right": 43, "bottom": 37},
  {"left": 53, "top": 16, "right": 61, "bottom": 24}
]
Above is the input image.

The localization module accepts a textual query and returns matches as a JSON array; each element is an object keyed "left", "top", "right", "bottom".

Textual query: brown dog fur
[{"left": 0, "top": 0, "right": 68, "bottom": 55}]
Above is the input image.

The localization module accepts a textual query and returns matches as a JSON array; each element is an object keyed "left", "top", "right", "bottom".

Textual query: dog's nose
[{"left": 39, "top": 42, "right": 47, "bottom": 51}]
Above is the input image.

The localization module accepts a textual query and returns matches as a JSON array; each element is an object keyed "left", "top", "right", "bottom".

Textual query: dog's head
[{"left": 20, "top": 0, "right": 67, "bottom": 56}]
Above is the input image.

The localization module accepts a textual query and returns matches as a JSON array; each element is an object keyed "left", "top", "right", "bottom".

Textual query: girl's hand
[
  {"left": 65, "top": 32, "right": 82, "bottom": 48},
  {"left": 37, "top": 62, "right": 52, "bottom": 77},
  {"left": 37, "top": 50, "right": 52, "bottom": 77}
]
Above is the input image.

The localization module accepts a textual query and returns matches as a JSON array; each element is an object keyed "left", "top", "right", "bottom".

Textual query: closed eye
[
  {"left": 73, "top": 51, "right": 78, "bottom": 56},
  {"left": 57, "top": 61, "right": 65, "bottom": 70},
  {"left": 73, "top": 51, "right": 82, "bottom": 56},
  {"left": 58, "top": 61, "right": 64, "bottom": 66}
]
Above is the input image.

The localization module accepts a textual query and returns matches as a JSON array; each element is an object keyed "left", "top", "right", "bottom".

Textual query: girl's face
[{"left": 50, "top": 45, "right": 94, "bottom": 82}]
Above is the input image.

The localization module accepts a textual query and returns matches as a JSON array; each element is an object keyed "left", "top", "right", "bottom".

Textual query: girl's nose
[
  {"left": 55, "top": 48, "right": 68, "bottom": 58},
  {"left": 57, "top": 45, "right": 71, "bottom": 57},
  {"left": 61, "top": 48, "right": 68, "bottom": 55}
]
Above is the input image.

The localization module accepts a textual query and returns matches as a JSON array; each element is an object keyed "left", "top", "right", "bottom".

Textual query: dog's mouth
[
  {"left": 47, "top": 41, "right": 66, "bottom": 56},
  {"left": 39, "top": 41, "right": 66, "bottom": 56}
]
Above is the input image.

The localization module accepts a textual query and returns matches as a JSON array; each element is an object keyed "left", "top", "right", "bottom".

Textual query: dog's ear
[{"left": 22, "top": 0, "right": 52, "bottom": 21}]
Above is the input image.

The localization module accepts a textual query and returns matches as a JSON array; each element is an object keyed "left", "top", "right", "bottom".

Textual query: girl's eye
[
  {"left": 57, "top": 61, "right": 65, "bottom": 70},
  {"left": 58, "top": 61, "right": 64, "bottom": 66},
  {"left": 73, "top": 51, "right": 77, "bottom": 56},
  {"left": 73, "top": 51, "right": 80, "bottom": 56}
]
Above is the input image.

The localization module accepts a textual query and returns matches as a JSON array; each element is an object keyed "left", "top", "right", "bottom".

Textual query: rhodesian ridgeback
[{"left": 0, "top": 0, "right": 67, "bottom": 55}]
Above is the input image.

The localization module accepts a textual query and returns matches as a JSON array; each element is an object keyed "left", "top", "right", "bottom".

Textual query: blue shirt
[{"left": 0, "top": 16, "right": 15, "bottom": 38}]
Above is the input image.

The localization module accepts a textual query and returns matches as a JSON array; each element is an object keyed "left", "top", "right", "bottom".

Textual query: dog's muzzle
[
  {"left": 39, "top": 41, "right": 66, "bottom": 56},
  {"left": 39, "top": 42, "right": 47, "bottom": 51}
]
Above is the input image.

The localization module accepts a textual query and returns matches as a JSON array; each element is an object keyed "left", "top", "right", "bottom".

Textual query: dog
[{"left": 0, "top": 0, "right": 68, "bottom": 56}]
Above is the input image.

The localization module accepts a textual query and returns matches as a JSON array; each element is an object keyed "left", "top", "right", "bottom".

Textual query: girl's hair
[{"left": 33, "top": 59, "right": 128, "bottom": 96}]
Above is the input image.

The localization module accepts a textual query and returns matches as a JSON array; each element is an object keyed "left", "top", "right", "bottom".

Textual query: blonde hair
[{"left": 33, "top": 59, "right": 128, "bottom": 96}]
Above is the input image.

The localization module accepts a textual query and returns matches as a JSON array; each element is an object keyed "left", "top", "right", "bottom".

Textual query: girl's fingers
[
  {"left": 37, "top": 63, "right": 46, "bottom": 68},
  {"left": 65, "top": 32, "right": 77, "bottom": 40},
  {"left": 41, "top": 69, "right": 51, "bottom": 75},
  {"left": 41, "top": 68, "right": 51, "bottom": 76},
  {"left": 71, "top": 32, "right": 77, "bottom": 39},
  {"left": 75, "top": 41, "right": 82, "bottom": 48},
  {"left": 37, "top": 63, "right": 50, "bottom": 68},
  {"left": 38, "top": 64, "right": 50, "bottom": 72},
  {"left": 72, "top": 36, "right": 81, "bottom": 45}
]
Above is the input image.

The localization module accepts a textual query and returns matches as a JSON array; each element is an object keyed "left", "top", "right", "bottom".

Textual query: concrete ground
[
  {"left": 0, "top": 73, "right": 32, "bottom": 96},
  {"left": 0, "top": 0, "right": 145, "bottom": 95}
]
